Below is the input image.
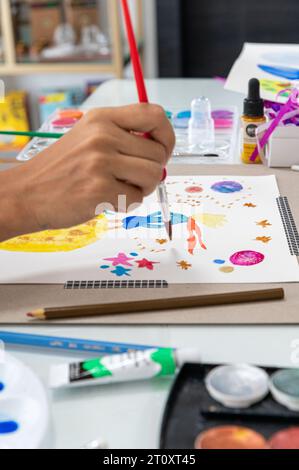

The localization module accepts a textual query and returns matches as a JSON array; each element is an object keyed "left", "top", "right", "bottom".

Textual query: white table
[{"left": 3, "top": 79, "right": 299, "bottom": 449}]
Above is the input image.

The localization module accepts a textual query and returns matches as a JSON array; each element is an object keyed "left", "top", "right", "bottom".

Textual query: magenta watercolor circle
[{"left": 230, "top": 250, "right": 265, "bottom": 267}]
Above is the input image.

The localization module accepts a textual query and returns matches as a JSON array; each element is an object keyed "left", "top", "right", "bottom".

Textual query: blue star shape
[{"left": 111, "top": 266, "right": 132, "bottom": 277}]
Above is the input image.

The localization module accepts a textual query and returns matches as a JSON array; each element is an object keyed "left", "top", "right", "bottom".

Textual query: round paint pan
[
  {"left": 269, "top": 369, "right": 299, "bottom": 411},
  {"left": 51, "top": 117, "right": 78, "bottom": 129},
  {"left": 195, "top": 426, "right": 268, "bottom": 449},
  {"left": 269, "top": 427, "right": 299, "bottom": 449},
  {"left": 205, "top": 364, "right": 269, "bottom": 408}
]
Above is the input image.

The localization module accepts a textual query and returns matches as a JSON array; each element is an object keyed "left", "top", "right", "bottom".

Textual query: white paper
[
  {"left": 0, "top": 175, "right": 298, "bottom": 284},
  {"left": 226, "top": 43, "right": 299, "bottom": 103}
]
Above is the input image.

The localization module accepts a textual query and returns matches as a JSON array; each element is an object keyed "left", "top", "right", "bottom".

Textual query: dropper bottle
[{"left": 241, "top": 78, "right": 266, "bottom": 164}]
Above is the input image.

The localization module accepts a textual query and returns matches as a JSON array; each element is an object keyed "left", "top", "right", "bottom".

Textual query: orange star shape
[
  {"left": 255, "top": 236, "right": 272, "bottom": 244},
  {"left": 177, "top": 260, "right": 192, "bottom": 270},
  {"left": 156, "top": 239, "right": 168, "bottom": 245},
  {"left": 256, "top": 220, "right": 272, "bottom": 228}
]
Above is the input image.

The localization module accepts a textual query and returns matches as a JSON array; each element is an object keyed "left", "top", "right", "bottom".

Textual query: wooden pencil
[{"left": 27, "top": 288, "right": 285, "bottom": 321}]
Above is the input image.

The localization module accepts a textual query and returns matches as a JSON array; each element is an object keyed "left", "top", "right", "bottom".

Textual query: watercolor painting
[
  {"left": 226, "top": 43, "right": 299, "bottom": 103},
  {"left": 0, "top": 175, "right": 298, "bottom": 284}
]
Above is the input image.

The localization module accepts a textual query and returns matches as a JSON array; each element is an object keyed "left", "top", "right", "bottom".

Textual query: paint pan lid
[
  {"left": 269, "top": 369, "right": 299, "bottom": 411},
  {"left": 205, "top": 364, "right": 269, "bottom": 408}
]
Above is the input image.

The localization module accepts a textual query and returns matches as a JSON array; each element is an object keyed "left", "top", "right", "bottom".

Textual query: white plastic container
[
  {"left": 0, "top": 353, "right": 52, "bottom": 449},
  {"left": 263, "top": 126, "right": 299, "bottom": 168}
]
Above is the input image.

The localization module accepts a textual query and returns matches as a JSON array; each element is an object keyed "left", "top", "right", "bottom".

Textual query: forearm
[{"left": 0, "top": 168, "right": 39, "bottom": 242}]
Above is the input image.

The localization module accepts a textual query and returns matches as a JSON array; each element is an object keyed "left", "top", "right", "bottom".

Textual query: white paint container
[{"left": 0, "top": 353, "right": 52, "bottom": 449}]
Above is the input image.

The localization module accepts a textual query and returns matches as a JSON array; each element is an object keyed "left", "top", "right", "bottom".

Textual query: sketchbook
[
  {"left": 0, "top": 175, "right": 298, "bottom": 284},
  {"left": 226, "top": 43, "right": 299, "bottom": 103}
]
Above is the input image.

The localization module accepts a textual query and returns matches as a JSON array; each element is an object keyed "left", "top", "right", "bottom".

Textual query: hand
[{"left": 0, "top": 104, "right": 175, "bottom": 241}]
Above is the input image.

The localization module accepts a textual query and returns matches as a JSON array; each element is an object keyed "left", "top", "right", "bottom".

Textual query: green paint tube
[{"left": 49, "top": 348, "right": 201, "bottom": 389}]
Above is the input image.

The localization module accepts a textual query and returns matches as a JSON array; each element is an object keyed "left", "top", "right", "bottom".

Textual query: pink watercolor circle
[
  {"left": 185, "top": 186, "right": 203, "bottom": 193},
  {"left": 230, "top": 250, "right": 265, "bottom": 267}
]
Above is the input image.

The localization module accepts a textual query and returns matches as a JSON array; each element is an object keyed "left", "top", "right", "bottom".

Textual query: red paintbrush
[{"left": 120, "top": 0, "right": 172, "bottom": 240}]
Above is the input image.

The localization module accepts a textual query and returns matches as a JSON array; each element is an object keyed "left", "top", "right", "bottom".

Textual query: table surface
[{"left": 1, "top": 79, "right": 299, "bottom": 449}]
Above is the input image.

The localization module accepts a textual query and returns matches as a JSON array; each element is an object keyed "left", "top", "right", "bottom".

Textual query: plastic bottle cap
[{"left": 175, "top": 349, "right": 201, "bottom": 367}]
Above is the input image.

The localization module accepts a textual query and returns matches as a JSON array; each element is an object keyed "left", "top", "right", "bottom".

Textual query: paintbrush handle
[
  {"left": 0, "top": 130, "right": 63, "bottom": 139},
  {"left": 29, "top": 289, "right": 284, "bottom": 320}
]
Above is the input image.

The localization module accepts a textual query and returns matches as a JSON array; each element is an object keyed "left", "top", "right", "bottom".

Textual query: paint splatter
[
  {"left": 130, "top": 253, "right": 139, "bottom": 257},
  {"left": 103, "top": 253, "right": 135, "bottom": 267},
  {"left": 136, "top": 258, "right": 159, "bottom": 271},
  {"left": 0, "top": 382, "right": 4, "bottom": 392},
  {"left": 211, "top": 181, "right": 243, "bottom": 194},
  {"left": 219, "top": 266, "right": 234, "bottom": 273},
  {"left": 156, "top": 239, "right": 168, "bottom": 245},
  {"left": 177, "top": 260, "right": 192, "bottom": 270},
  {"left": 0, "top": 420, "right": 19, "bottom": 434},
  {"left": 255, "top": 236, "right": 272, "bottom": 244},
  {"left": 100, "top": 265, "right": 110, "bottom": 269},
  {"left": 256, "top": 220, "right": 272, "bottom": 228},
  {"left": 244, "top": 203, "right": 257, "bottom": 208},
  {"left": 194, "top": 213, "right": 227, "bottom": 229},
  {"left": 230, "top": 250, "right": 265, "bottom": 266},
  {"left": 185, "top": 186, "right": 203, "bottom": 193},
  {"left": 214, "top": 259, "right": 226, "bottom": 265},
  {"left": 111, "top": 266, "right": 132, "bottom": 277}
]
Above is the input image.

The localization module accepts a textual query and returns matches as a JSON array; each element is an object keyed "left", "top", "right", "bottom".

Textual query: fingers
[
  {"left": 110, "top": 180, "right": 143, "bottom": 213},
  {"left": 111, "top": 127, "right": 169, "bottom": 166},
  {"left": 111, "top": 154, "right": 163, "bottom": 196},
  {"left": 88, "top": 104, "right": 176, "bottom": 160}
]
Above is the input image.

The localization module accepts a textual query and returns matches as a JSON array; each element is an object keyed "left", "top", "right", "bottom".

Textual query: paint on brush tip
[
  {"left": 0, "top": 383, "right": 4, "bottom": 392},
  {"left": 0, "top": 419, "right": 19, "bottom": 435}
]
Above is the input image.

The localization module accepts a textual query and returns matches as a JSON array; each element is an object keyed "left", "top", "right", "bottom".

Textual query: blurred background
[{"left": 1, "top": 0, "right": 299, "bottom": 159}]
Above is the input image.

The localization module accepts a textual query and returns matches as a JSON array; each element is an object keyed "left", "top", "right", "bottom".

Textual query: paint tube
[{"left": 49, "top": 348, "right": 201, "bottom": 389}]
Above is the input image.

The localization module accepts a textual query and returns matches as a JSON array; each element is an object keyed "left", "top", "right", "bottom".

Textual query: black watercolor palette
[{"left": 160, "top": 363, "right": 299, "bottom": 449}]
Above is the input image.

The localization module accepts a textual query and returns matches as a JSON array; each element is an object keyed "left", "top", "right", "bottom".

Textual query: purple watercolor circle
[
  {"left": 230, "top": 251, "right": 265, "bottom": 267},
  {"left": 211, "top": 181, "right": 243, "bottom": 194}
]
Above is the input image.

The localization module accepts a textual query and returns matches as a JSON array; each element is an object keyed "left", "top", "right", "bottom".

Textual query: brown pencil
[{"left": 27, "top": 288, "right": 284, "bottom": 321}]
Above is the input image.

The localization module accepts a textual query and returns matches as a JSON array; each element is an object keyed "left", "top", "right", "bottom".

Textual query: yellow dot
[{"left": 219, "top": 266, "right": 234, "bottom": 274}]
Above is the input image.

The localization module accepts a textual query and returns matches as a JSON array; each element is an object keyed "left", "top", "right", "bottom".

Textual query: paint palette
[
  {"left": 17, "top": 108, "right": 85, "bottom": 162},
  {"left": 168, "top": 106, "right": 239, "bottom": 164},
  {"left": 0, "top": 353, "right": 51, "bottom": 449},
  {"left": 160, "top": 363, "right": 299, "bottom": 449},
  {"left": 17, "top": 106, "right": 239, "bottom": 164}
]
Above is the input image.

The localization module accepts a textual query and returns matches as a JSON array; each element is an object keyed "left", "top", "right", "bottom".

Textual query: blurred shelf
[{"left": 0, "top": 0, "right": 143, "bottom": 78}]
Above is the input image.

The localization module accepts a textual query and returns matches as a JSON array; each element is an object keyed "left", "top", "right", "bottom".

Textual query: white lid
[
  {"left": 49, "top": 364, "right": 69, "bottom": 389},
  {"left": 175, "top": 349, "right": 201, "bottom": 367},
  {"left": 205, "top": 364, "right": 269, "bottom": 408}
]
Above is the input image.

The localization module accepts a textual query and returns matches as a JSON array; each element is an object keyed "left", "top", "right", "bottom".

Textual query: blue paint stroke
[
  {"left": 130, "top": 253, "right": 139, "bottom": 257},
  {"left": 258, "top": 64, "right": 299, "bottom": 80},
  {"left": 0, "top": 382, "right": 4, "bottom": 392},
  {"left": 211, "top": 181, "right": 243, "bottom": 194},
  {"left": 0, "top": 420, "right": 19, "bottom": 434},
  {"left": 100, "top": 265, "right": 110, "bottom": 269},
  {"left": 213, "top": 259, "right": 226, "bottom": 265},
  {"left": 122, "top": 212, "right": 188, "bottom": 230},
  {"left": 111, "top": 267, "right": 132, "bottom": 277}
]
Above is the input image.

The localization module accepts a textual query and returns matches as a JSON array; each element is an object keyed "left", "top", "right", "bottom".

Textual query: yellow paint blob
[
  {"left": 193, "top": 213, "right": 228, "bottom": 229},
  {"left": 0, "top": 214, "right": 108, "bottom": 253}
]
